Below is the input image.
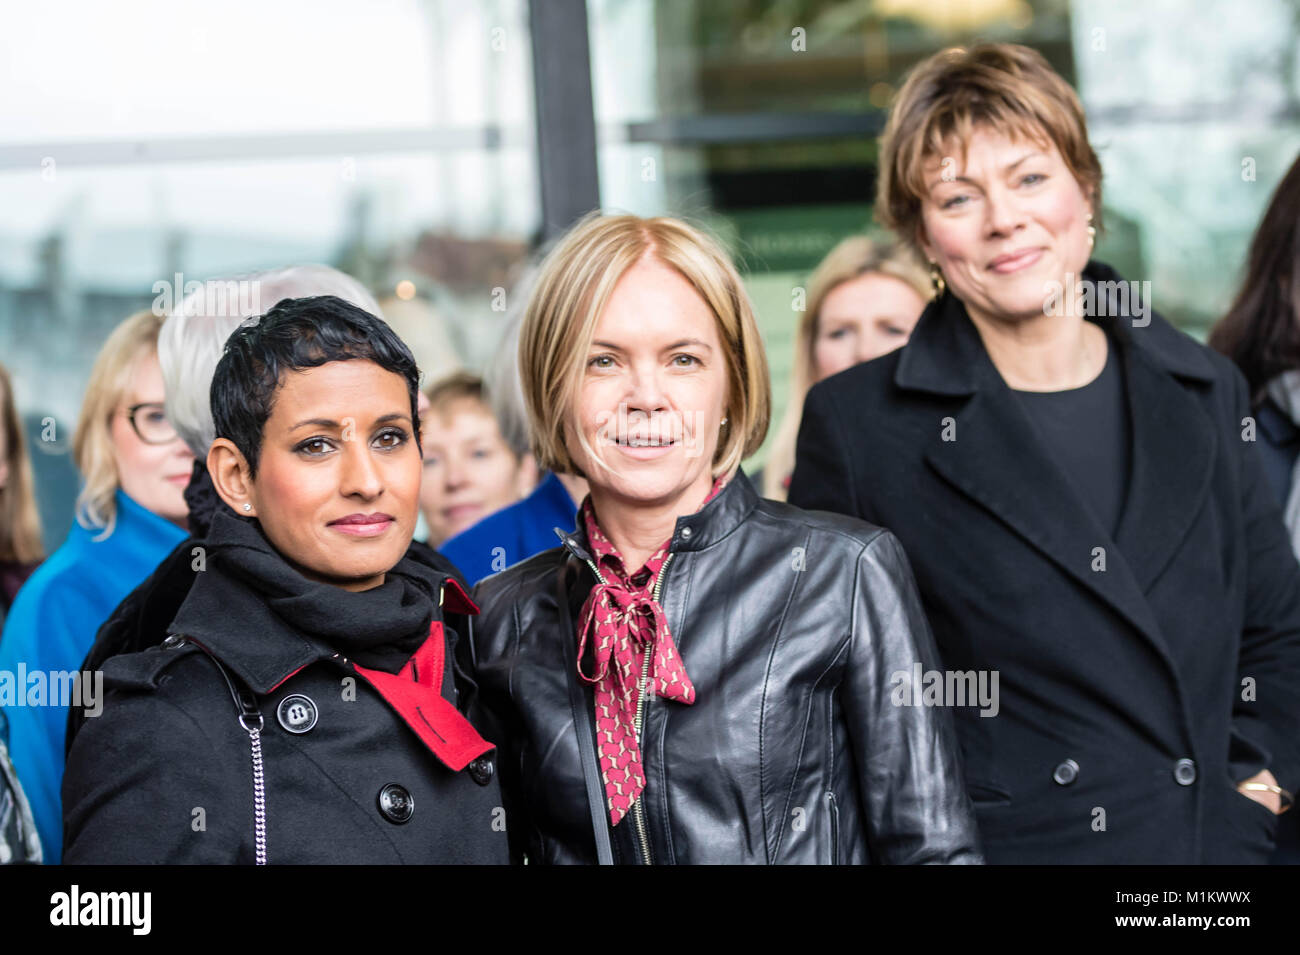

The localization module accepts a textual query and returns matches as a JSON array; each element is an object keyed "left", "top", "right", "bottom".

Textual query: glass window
[{"left": 1, "top": 0, "right": 539, "bottom": 548}]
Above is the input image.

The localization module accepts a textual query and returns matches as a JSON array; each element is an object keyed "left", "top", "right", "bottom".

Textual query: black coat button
[
  {"left": 468, "top": 754, "right": 494, "bottom": 787},
  {"left": 1174, "top": 758, "right": 1197, "bottom": 785},
  {"left": 1052, "top": 759, "right": 1080, "bottom": 786},
  {"left": 276, "top": 694, "right": 318, "bottom": 734},
  {"left": 377, "top": 784, "right": 414, "bottom": 824}
]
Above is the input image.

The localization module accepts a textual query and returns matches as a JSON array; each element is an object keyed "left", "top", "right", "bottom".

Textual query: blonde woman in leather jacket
[{"left": 466, "top": 212, "right": 982, "bottom": 865}]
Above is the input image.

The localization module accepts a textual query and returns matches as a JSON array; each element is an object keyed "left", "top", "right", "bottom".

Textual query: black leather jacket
[{"left": 467, "top": 471, "right": 982, "bottom": 864}]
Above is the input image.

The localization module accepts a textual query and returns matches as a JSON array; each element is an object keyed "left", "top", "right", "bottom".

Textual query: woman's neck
[
  {"left": 967, "top": 305, "right": 1108, "bottom": 392},
  {"left": 556, "top": 472, "right": 589, "bottom": 508},
  {"left": 588, "top": 471, "right": 715, "bottom": 573}
]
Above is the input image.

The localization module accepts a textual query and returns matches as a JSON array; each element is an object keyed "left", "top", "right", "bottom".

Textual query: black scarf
[{"left": 172, "top": 508, "right": 437, "bottom": 674}]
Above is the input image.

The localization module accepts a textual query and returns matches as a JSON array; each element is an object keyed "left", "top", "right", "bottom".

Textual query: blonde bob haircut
[
  {"left": 763, "top": 236, "right": 928, "bottom": 501},
  {"left": 519, "top": 212, "right": 770, "bottom": 481},
  {"left": 877, "top": 42, "right": 1103, "bottom": 256},
  {"left": 73, "top": 309, "right": 165, "bottom": 538}
]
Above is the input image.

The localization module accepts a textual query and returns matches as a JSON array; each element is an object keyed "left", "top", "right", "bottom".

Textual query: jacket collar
[
  {"left": 556, "top": 468, "right": 761, "bottom": 566},
  {"left": 901, "top": 260, "right": 1217, "bottom": 688},
  {"left": 894, "top": 259, "right": 1217, "bottom": 396}
]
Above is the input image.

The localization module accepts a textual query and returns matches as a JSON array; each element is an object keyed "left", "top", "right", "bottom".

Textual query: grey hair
[
  {"left": 484, "top": 264, "right": 541, "bottom": 458},
  {"left": 159, "top": 264, "right": 383, "bottom": 457}
]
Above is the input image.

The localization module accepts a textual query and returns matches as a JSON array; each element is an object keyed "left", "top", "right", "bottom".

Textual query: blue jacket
[
  {"left": 438, "top": 472, "right": 577, "bottom": 587},
  {"left": 0, "top": 489, "right": 185, "bottom": 862}
]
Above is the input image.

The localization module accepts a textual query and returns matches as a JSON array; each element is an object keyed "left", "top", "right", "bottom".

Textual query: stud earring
[
  {"left": 720, "top": 417, "right": 728, "bottom": 427},
  {"left": 243, "top": 503, "right": 252, "bottom": 512},
  {"left": 929, "top": 261, "right": 946, "bottom": 299},
  {"left": 1086, "top": 213, "right": 1096, "bottom": 250}
]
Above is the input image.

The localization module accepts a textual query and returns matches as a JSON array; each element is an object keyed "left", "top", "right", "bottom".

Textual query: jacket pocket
[
  {"left": 965, "top": 780, "right": 1013, "bottom": 810},
  {"left": 822, "top": 791, "right": 840, "bottom": 865},
  {"left": 1222, "top": 779, "right": 1279, "bottom": 862}
]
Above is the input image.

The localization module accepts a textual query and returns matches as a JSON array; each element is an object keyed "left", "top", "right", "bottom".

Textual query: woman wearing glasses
[{"left": 0, "top": 309, "right": 191, "bottom": 861}]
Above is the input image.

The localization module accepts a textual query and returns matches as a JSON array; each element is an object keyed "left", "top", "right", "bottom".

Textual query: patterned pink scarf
[{"left": 575, "top": 476, "right": 726, "bottom": 825}]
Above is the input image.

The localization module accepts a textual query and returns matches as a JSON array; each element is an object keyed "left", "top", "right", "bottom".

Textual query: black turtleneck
[{"left": 1013, "top": 321, "right": 1132, "bottom": 536}]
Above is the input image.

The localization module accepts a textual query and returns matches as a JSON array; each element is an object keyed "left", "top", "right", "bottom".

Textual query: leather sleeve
[{"left": 843, "top": 530, "right": 984, "bottom": 864}]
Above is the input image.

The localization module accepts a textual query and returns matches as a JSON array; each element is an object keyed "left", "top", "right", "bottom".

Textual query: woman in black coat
[
  {"left": 1210, "top": 150, "right": 1300, "bottom": 863},
  {"left": 467, "top": 212, "right": 981, "bottom": 865},
  {"left": 790, "top": 43, "right": 1300, "bottom": 864},
  {"left": 62, "top": 296, "right": 506, "bottom": 864}
]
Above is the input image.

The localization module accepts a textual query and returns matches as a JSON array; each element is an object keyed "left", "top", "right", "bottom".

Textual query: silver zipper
[
  {"left": 630, "top": 551, "right": 675, "bottom": 865},
  {"left": 239, "top": 711, "right": 267, "bottom": 865},
  {"left": 631, "top": 649, "right": 654, "bottom": 864},
  {"left": 583, "top": 557, "right": 607, "bottom": 586}
]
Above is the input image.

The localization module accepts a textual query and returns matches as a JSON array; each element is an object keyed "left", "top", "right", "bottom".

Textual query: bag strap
[
  {"left": 555, "top": 563, "right": 614, "bottom": 865},
  {"left": 186, "top": 637, "right": 268, "bottom": 866}
]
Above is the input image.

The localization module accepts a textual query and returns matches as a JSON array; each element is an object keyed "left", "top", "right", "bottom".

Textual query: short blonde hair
[
  {"left": 764, "top": 236, "right": 928, "bottom": 501},
  {"left": 877, "top": 42, "right": 1103, "bottom": 256},
  {"left": 73, "top": 310, "right": 165, "bottom": 538},
  {"left": 519, "top": 212, "right": 770, "bottom": 480}
]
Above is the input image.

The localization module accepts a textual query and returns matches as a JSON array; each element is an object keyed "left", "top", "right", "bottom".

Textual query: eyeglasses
[{"left": 124, "top": 403, "right": 179, "bottom": 445}]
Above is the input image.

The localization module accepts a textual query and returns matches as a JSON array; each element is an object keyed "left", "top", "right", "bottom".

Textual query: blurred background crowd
[
  {"left": 4, "top": 0, "right": 1300, "bottom": 865},
  {"left": 5, "top": 0, "right": 1300, "bottom": 552}
]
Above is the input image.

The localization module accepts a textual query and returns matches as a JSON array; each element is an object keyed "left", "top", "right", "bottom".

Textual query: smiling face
[
  {"left": 812, "top": 271, "right": 928, "bottom": 381},
  {"left": 419, "top": 399, "right": 534, "bottom": 544},
  {"left": 918, "top": 125, "right": 1094, "bottom": 326},
  {"left": 110, "top": 349, "right": 195, "bottom": 526},
  {"left": 566, "top": 255, "right": 729, "bottom": 511},
  {"left": 209, "top": 360, "right": 421, "bottom": 592}
]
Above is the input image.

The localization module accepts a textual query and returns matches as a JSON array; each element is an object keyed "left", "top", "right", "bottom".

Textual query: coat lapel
[
  {"left": 922, "top": 370, "right": 1173, "bottom": 666},
  {"left": 1111, "top": 334, "right": 1217, "bottom": 594},
  {"left": 900, "top": 262, "right": 1218, "bottom": 671}
]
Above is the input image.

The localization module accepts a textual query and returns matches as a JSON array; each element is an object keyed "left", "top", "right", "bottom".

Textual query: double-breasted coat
[{"left": 789, "top": 261, "right": 1300, "bottom": 864}]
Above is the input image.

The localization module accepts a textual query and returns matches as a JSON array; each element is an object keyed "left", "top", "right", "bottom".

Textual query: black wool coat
[
  {"left": 67, "top": 464, "right": 469, "bottom": 753},
  {"left": 789, "top": 261, "right": 1300, "bottom": 864},
  {"left": 62, "top": 512, "right": 506, "bottom": 865}
]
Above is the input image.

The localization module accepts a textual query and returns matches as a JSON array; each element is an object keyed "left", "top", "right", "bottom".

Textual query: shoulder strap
[
  {"left": 186, "top": 637, "right": 268, "bottom": 865},
  {"left": 555, "top": 562, "right": 614, "bottom": 866}
]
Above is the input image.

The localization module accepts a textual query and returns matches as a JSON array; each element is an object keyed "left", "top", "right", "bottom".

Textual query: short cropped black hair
[{"left": 211, "top": 295, "right": 422, "bottom": 478}]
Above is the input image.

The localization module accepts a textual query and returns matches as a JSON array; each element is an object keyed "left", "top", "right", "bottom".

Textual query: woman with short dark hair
[{"left": 63, "top": 296, "right": 507, "bottom": 864}]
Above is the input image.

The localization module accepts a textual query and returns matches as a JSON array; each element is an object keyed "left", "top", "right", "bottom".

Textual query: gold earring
[{"left": 929, "top": 261, "right": 946, "bottom": 299}]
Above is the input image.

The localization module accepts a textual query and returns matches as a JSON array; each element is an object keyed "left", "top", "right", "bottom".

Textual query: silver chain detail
[{"left": 241, "top": 714, "right": 267, "bottom": 865}]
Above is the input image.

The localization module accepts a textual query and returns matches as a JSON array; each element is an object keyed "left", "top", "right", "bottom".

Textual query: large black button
[
  {"left": 1174, "top": 758, "right": 1197, "bottom": 786},
  {"left": 276, "top": 694, "right": 318, "bottom": 735},
  {"left": 468, "top": 754, "right": 494, "bottom": 787},
  {"left": 1052, "top": 759, "right": 1080, "bottom": 786},
  {"left": 377, "top": 784, "right": 414, "bottom": 824}
]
